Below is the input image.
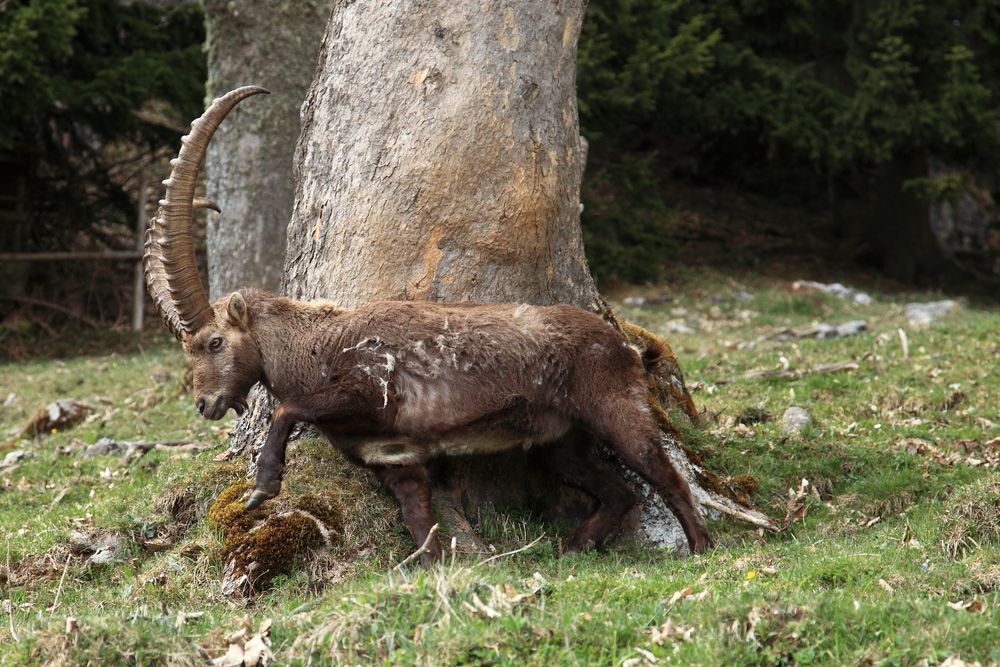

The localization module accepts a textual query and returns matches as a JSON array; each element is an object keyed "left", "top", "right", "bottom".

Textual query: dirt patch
[{"left": 17, "top": 399, "right": 91, "bottom": 439}]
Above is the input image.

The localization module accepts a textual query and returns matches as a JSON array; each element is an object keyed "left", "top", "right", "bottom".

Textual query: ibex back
[{"left": 144, "top": 87, "right": 713, "bottom": 561}]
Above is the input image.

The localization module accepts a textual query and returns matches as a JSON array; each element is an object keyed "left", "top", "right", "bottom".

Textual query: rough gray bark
[
  {"left": 203, "top": 0, "right": 331, "bottom": 300},
  {"left": 282, "top": 1, "right": 596, "bottom": 307},
  {"left": 231, "top": 0, "right": 772, "bottom": 552}
]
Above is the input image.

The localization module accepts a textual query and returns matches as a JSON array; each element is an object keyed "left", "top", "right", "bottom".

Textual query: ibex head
[
  {"left": 143, "top": 86, "right": 269, "bottom": 420},
  {"left": 182, "top": 291, "right": 262, "bottom": 419}
]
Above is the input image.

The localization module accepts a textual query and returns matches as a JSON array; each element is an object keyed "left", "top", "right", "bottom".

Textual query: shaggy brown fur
[{"left": 185, "top": 288, "right": 713, "bottom": 561}]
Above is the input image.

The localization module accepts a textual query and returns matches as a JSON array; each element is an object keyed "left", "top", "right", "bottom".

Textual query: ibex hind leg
[
  {"left": 540, "top": 428, "right": 638, "bottom": 553},
  {"left": 373, "top": 464, "right": 443, "bottom": 565},
  {"left": 582, "top": 397, "right": 714, "bottom": 554}
]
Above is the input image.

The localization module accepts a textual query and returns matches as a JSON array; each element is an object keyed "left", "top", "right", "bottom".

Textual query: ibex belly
[{"left": 353, "top": 412, "right": 571, "bottom": 466}]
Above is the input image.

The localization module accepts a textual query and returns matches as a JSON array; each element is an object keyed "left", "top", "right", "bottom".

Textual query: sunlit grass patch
[{"left": 0, "top": 271, "right": 998, "bottom": 664}]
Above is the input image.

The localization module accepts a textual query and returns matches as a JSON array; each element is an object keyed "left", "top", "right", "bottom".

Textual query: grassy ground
[{"left": 0, "top": 270, "right": 998, "bottom": 666}]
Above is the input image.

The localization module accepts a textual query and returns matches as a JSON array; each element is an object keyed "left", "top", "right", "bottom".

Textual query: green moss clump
[
  {"left": 223, "top": 512, "right": 323, "bottom": 591},
  {"left": 207, "top": 482, "right": 343, "bottom": 594},
  {"left": 292, "top": 492, "right": 346, "bottom": 535}
]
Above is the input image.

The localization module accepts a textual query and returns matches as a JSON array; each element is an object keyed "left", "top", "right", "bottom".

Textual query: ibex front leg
[{"left": 245, "top": 390, "right": 371, "bottom": 510}]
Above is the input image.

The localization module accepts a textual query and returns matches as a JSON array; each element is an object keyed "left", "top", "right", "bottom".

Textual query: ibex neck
[{"left": 247, "top": 292, "right": 345, "bottom": 400}]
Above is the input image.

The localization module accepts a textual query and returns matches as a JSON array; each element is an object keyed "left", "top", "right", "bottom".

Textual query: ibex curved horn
[{"left": 144, "top": 86, "right": 269, "bottom": 339}]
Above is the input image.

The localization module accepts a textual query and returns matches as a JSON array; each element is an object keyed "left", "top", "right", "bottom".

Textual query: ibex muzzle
[{"left": 145, "top": 87, "right": 714, "bottom": 561}]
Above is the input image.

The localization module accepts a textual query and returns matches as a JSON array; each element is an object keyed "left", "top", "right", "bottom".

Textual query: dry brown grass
[{"left": 941, "top": 473, "right": 1000, "bottom": 559}]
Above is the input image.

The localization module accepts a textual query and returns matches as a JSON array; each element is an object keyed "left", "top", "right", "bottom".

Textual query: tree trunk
[
  {"left": 231, "top": 0, "right": 772, "bottom": 552},
  {"left": 203, "top": 0, "right": 331, "bottom": 300}
]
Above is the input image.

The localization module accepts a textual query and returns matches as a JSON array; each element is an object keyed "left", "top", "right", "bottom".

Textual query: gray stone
[
  {"left": 731, "top": 290, "right": 754, "bottom": 302},
  {"left": 782, "top": 407, "right": 812, "bottom": 435},
  {"left": 905, "top": 300, "right": 958, "bottom": 327},
  {"left": 0, "top": 449, "right": 29, "bottom": 469}
]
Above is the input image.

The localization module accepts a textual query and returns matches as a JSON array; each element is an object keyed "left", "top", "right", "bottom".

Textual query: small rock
[
  {"left": 782, "top": 407, "right": 812, "bottom": 435},
  {"left": 0, "top": 449, "right": 30, "bottom": 469},
  {"left": 731, "top": 290, "right": 754, "bottom": 302},
  {"left": 3, "top": 393, "right": 15, "bottom": 407},
  {"left": 68, "top": 528, "right": 124, "bottom": 566},
  {"left": 834, "top": 320, "right": 868, "bottom": 337},
  {"left": 904, "top": 300, "right": 958, "bottom": 327},
  {"left": 795, "top": 320, "right": 868, "bottom": 339}
]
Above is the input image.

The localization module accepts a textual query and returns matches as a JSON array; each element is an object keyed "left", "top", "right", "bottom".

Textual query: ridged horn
[{"left": 144, "top": 86, "right": 269, "bottom": 339}]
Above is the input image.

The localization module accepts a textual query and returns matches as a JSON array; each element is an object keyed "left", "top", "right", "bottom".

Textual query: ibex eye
[{"left": 208, "top": 338, "right": 223, "bottom": 351}]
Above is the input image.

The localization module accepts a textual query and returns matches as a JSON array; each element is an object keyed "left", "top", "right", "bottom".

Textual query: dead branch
[
  {"left": 395, "top": 524, "right": 440, "bottom": 571},
  {"left": 474, "top": 533, "right": 548, "bottom": 567},
  {"left": 699, "top": 496, "right": 778, "bottom": 532}
]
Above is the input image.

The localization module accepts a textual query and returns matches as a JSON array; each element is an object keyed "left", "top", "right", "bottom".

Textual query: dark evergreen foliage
[
  {"left": 578, "top": 0, "right": 1000, "bottom": 281},
  {"left": 0, "top": 0, "right": 205, "bottom": 251},
  {"left": 2, "top": 0, "right": 998, "bottom": 286}
]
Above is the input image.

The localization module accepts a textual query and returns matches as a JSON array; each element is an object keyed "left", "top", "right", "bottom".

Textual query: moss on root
[{"left": 207, "top": 482, "right": 344, "bottom": 594}]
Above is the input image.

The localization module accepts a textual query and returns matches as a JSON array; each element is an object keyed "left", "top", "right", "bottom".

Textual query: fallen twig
[
  {"left": 49, "top": 554, "right": 72, "bottom": 613},
  {"left": 394, "top": 524, "right": 439, "bottom": 571},
  {"left": 474, "top": 533, "right": 547, "bottom": 568}
]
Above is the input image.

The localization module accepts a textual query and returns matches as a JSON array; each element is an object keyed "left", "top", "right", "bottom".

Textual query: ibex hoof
[{"left": 245, "top": 487, "right": 279, "bottom": 510}]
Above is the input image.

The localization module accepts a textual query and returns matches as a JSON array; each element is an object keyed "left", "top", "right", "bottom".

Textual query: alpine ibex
[{"left": 144, "top": 87, "right": 713, "bottom": 561}]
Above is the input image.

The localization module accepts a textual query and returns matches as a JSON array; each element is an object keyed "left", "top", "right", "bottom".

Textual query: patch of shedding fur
[
  {"left": 378, "top": 378, "right": 390, "bottom": 408},
  {"left": 434, "top": 335, "right": 459, "bottom": 368},
  {"left": 381, "top": 352, "right": 396, "bottom": 373},
  {"left": 513, "top": 303, "right": 531, "bottom": 318},
  {"left": 342, "top": 336, "right": 383, "bottom": 353}
]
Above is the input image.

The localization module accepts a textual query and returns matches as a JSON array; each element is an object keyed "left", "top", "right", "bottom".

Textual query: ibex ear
[{"left": 226, "top": 292, "right": 249, "bottom": 329}]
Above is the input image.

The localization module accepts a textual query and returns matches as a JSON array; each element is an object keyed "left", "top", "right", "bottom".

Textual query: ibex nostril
[{"left": 197, "top": 398, "right": 206, "bottom": 414}]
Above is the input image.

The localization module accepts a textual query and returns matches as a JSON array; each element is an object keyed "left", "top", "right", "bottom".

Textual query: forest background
[{"left": 3, "top": 0, "right": 999, "bottom": 339}]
